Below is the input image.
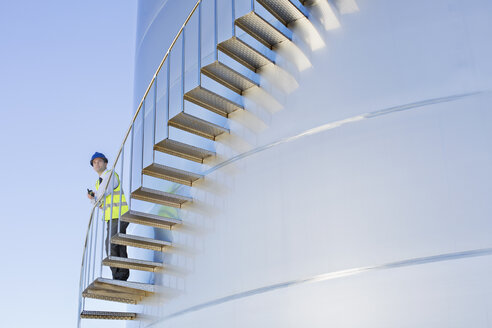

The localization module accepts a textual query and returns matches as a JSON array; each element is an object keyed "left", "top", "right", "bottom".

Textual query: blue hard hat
[{"left": 90, "top": 152, "right": 108, "bottom": 166}]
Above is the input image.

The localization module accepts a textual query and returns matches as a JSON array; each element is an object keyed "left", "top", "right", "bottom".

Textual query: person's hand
[{"left": 87, "top": 189, "right": 95, "bottom": 200}]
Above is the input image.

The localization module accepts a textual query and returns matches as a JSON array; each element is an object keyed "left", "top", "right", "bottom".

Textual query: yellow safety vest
[{"left": 96, "top": 170, "right": 129, "bottom": 221}]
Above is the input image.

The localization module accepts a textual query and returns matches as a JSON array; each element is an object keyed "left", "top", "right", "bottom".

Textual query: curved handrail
[{"left": 77, "top": 0, "right": 203, "bottom": 323}]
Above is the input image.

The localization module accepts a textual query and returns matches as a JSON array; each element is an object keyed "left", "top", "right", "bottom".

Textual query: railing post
[
  {"left": 84, "top": 228, "right": 90, "bottom": 288},
  {"left": 152, "top": 79, "right": 157, "bottom": 163},
  {"left": 129, "top": 123, "right": 134, "bottom": 209},
  {"left": 97, "top": 206, "right": 103, "bottom": 277},
  {"left": 118, "top": 147, "right": 124, "bottom": 234},
  {"left": 101, "top": 197, "right": 106, "bottom": 277},
  {"left": 198, "top": 2, "right": 202, "bottom": 84},
  {"left": 93, "top": 217, "right": 98, "bottom": 281},
  {"left": 140, "top": 103, "right": 145, "bottom": 186},
  {"left": 214, "top": 0, "right": 218, "bottom": 61},
  {"left": 167, "top": 58, "right": 171, "bottom": 137},
  {"left": 108, "top": 182, "right": 115, "bottom": 261},
  {"left": 182, "top": 29, "right": 186, "bottom": 112},
  {"left": 87, "top": 221, "right": 94, "bottom": 283},
  {"left": 232, "top": 0, "right": 236, "bottom": 36},
  {"left": 251, "top": 0, "right": 255, "bottom": 11},
  {"left": 92, "top": 209, "right": 99, "bottom": 281}
]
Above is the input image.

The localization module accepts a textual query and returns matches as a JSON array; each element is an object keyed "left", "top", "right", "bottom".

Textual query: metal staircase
[{"left": 78, "top": 0, "right": 353, "bottom": 324}]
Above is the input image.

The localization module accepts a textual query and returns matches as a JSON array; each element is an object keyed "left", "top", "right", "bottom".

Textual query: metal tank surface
[{"left": 126, "top": 0, "right": 492, "bottom": 327}]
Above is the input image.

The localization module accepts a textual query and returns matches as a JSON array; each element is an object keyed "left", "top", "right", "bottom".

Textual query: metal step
[
  {"left": 184, "top": 85, "right": 244, "bottom": 117},
  {"left": 121, "top": 210, "right": 181, "bottom": 229},
  {"left": 103, "top": 256, "right": 164, "bottom": 272},
  {"left": 131, "top": 186, "right": 192, "bottom": 208},
  {"left": 154, "top": 138, "right": 214, "bottom": 163},
  {"left": 218, "top": 36, "right": 274, "bottom": 72},
  {"left": 83, "top": 277, "right": 154, "bottom": 304},
  {"left": 257, "top": 0, "right": 307, "bottom": 26},
  {"left": 82, "top": 289, "right": 141, "bottom": 304},
  {"left": 112, "top": 233, "right": 172, "bottom": 252},
  {"left": 235, "top": 12, "right": 290, "bottom": 49},
  {"left": 95, "top": 277, "right": 155, "bottom": 293},
  {"left": 201, "top": 61, "right": 258, "bottom": 95},
  {"left": 142, "top": 163, "right": 202, "bottom": 186},
  {"left": 80, "top": 311, "right": 137, "bottom": 320},
  {"left": 168, "top": 112, "right": 229, "bottom": 140}
]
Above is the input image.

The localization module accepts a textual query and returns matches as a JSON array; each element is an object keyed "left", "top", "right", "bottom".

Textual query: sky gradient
[{"left": 0, "top": 1, "right": 137, "bottom": 326}]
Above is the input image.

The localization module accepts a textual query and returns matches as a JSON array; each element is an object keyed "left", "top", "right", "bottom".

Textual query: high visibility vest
[{"left": 95, "top": 170, "right": 129, "bottom": 221}]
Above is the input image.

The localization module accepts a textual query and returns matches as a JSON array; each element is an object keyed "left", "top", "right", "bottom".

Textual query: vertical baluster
[
  {"left": 182, "top": 30, "right": 185, "bottom": 112},
  {"left": 101, "top": 197, "right": 106, "bottom": 277},
  {"left": 87, "top": 220, "right": 93, "bottom": 286},
  {"left": 79, "top": 259, "right": 85, "bottom": 315},
  {"left": 167, "top": 58, "right": 171, "bottom": 137},
  {"left": 152, "top": 79, "right": 157, "bottom": 163},
  {"left": 214, "top": 0, "right": 218, "bottom": 60},
  {"left": 92, "top": 217, "right": 97, "bottom": 281},
  {"left": 92, "top": 209, "right": 99, "bottom": 280},
  {"left": 84, "top": 229, "right": 90, "bottom": 287},
  {"left": 97, "top": 206, "right": 103, "bottom": 277},
  {"left": 198, "top": 2, "right": 202, "bottom": 85},
  {"left": 118, "top": 146, "right": 124, "bottom": 233},
  {"left": 252, "top": 0, "right": 255, "bottom": 11},
  {"left": 83, "top": 231, "right": 87, "bottom": 288},
  {"left": 140, "top": 104, "right": 145, "bottom": 186},
  {"left": 108, "top": 183, "right": 115, "bottom": 264},
  {"left": 129, "top": 124, "right": 134, "bottom": 209},
  {"left": 232, "top": 0, "right": 236, "bottom": 36},
  {"left": 87, "top": 218, "right": 94, "bottom": 283}
]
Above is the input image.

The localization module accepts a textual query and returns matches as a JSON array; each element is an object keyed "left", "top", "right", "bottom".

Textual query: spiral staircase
[{"left": 78, "top": 0, "right": 358, "bottom": 323}]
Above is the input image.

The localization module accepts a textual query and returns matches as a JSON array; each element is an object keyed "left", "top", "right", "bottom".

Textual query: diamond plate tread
[
  {"left": 257, "top": 0, "right": 307, "bottom": 26},
  {"left": 112, "top": 233, "right": 172, "bottom": 252},
  {"left": 80, "top": 311, "right": 137, "bottom": 320},
  {"left": 103, "top": 256, "right": 164, "bottom": 272},
  {"left": 121, "top": 210, "right": 181, "bottom": 229},
  {"left": 83, "top": 277, "right": 153, "bottom": 304},
  {"left": 95, "top": 277, "right": 155, "bottom": 294},
  {"left": 201, "top": 61, "right": 258, "bottom": 94},
  {"left": 218, "top": 36, "right": 273, "bottom": 72},
  {"left": 168, "top": 112, "right": 229, "bottom": 140},
  {"left": 142, "top": 163, "right": 202, "bottom": 186},
  {"left": 82, "top": 290, "right": 141, "bottom": 304},
  {"left": 235, "top": 12, "right": 290, "bottom": 49},
  {"left": 131, "top": 186, "right": 192, "bottom": 208},
  {"left": 154, "top": 138, "right": 214, "bottom": 163},
  {"left": 184, "top": 86, "right": 243, "bottom": 117}
]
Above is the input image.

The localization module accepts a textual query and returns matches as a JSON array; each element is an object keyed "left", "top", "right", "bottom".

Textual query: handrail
[{"left": 78, "top": 0, "right": 203, "bottom": 324}]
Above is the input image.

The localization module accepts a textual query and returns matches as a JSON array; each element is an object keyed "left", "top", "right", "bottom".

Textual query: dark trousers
[{"left": 105, "top": 219, "right": 130, "bottom": 281}]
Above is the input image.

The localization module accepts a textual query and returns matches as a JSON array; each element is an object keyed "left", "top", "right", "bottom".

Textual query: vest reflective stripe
[
  {"left": 96, "top": 171, "right": 129, "bottom": 221},
  {"left": 103, "top": 202, "right": 128, "bottom": 210}
]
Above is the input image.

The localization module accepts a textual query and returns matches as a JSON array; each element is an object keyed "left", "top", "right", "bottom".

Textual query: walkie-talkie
[{"left": 87, "top": 189, "right": 95, "bottom": 197}]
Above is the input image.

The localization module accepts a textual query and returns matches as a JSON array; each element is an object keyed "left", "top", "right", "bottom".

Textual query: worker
[{"left": 87, "top": 152, "right": 130, "bottom": 281}]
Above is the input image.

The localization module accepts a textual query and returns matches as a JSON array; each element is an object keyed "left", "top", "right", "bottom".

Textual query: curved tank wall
[
  {"left": 133, "top": 0, "right": 197, "bottom": 109},
  {"left": 129, "top": 0, "right": 492, "bottom": 327}
]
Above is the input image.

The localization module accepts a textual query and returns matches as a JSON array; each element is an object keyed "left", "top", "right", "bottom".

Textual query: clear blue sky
[{"left": 0, "top": 1, "right": 137, "bottom": 326}]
